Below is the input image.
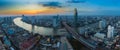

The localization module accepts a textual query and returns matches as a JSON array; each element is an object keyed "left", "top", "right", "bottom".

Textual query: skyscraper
[
  {"left": 31, "top": 18, "right": 35, "bottom": 34},
  {"left": 74, "top": 8, "right": 78, "bottom": 29},
  {"left": 99, "top": 20, "right": 106, "bottom": 29},
  {"left": 107, "top": 25, "right": 114, "bottom": 38},
  {"left": 53, "top": 15, "right": 59, "bottom": 28}
]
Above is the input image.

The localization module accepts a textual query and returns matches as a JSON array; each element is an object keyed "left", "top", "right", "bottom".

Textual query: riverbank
[{"left": 13, "top": 17, "right": 67, "bottom": 36}]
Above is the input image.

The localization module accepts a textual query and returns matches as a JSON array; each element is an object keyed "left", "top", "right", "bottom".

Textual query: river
[
  {"left": 13, "top": 17, "right": 67, "bottom": 36},
  {"left": 13, "top": 17, "right": 90, "bottom": 50}
]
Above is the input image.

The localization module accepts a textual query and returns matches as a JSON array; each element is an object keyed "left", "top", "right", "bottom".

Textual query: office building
[{"left": 107, "top": 25, "right": 114, "bottom": 38}]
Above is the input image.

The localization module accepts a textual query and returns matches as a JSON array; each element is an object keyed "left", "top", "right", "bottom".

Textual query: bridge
[{"left": 62, "top": 22, "right": 97, "bottom": 50}]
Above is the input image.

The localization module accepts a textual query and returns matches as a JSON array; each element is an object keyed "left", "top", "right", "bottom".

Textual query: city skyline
[{"left": 0, "top": 0, "right": 120, "bottom": 16}]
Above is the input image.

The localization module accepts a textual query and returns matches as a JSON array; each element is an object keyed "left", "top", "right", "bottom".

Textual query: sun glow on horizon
[{"left": 0, "top": 8, "right": 66, "bottom": 15}]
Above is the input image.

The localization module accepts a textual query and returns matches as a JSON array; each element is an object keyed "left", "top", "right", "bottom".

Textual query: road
[{"left": 62, "top": 22, "right": 96, "bottom": 50}]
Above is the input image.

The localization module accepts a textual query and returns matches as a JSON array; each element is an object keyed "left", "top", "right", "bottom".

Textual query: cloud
[
  {"left": 38, "top": 2, "right": 63, "bottom": 8},
  {"left": 67, "top": 0, "right": 86, "bottom": 3}
]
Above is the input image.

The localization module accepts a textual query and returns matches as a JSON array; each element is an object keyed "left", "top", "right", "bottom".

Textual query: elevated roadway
[{"left": 62, "top": 22, "right": 96, "bottom": 50}]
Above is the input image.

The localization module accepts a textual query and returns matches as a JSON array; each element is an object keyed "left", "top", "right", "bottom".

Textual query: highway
[{"left": 62, "top": 22, "right": 96, "bottom": 50}]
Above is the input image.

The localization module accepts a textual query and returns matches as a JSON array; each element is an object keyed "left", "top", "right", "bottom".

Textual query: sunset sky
[{"left": 0, "top": 0, "right": 120, "bottom": 16}]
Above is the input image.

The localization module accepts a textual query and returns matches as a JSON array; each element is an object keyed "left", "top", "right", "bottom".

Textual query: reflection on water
[{"left": 13, "top": 17, "right": 67, "bottom": 35}]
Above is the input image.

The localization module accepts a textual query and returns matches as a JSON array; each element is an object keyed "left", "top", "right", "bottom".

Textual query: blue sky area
[{"left": 0, "top": 0, "right": 120, "bottom": 16}]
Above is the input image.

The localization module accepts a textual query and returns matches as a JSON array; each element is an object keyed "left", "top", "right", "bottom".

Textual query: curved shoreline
[{"left": 13, "top": 17, "right": 66, "bottom": 35}]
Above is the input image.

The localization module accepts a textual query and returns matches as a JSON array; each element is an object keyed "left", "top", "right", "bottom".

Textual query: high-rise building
[
  {"left": 22, "top": 14, "right": 24, "bottom": 17},
  {"left": 31, "top": 25, "right": 35, "bottom": 34},
  {"left": 53, "top": 15, "right": 60, "bottom": 28},
  {"left": 53, "top": 16, "right": 58, "bottom": 28},
  {"left": 74, "top": 8, "right": 78, "bottom": 31},
  {"left": 31, "top": 18, "right": 35, "bottom": 34},
  {"left": 107, "top": 25, "right": 114, "bottom": 38},
  {"left": 99, "top": 20, "right": 106, "bottom": 29}
]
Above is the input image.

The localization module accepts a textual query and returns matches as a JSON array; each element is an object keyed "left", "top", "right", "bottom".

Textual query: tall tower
[
  {"left": 107, "top": 25, "right": 114, "bottom": 38},
  {"left": 31, "top": 24, "right": 35, "bottom": 34},
  {"left": 31, "top": 18, "right": 35, "bottom": 34},
  {"left": 53, "top": 16, "right": 58, "bottom": 28},
  {"left": 74, "top": 8, "right": 78, "bottom": 31},
  {"left": 74, "top": 8, "right": 78, "bottom": 27},
  {"left": 99, "top": 20, "right": 106, "bottom": 30},
  {"left": 22, "top": 14, "right": 24, "bottom": 17},
  {"left": 53, "top": 15, "right": 60, "bottom": 35}
]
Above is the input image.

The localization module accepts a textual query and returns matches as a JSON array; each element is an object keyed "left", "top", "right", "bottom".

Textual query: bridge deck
[{"left": 62, "top": 22, "right": 96, "bottom": 49}]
